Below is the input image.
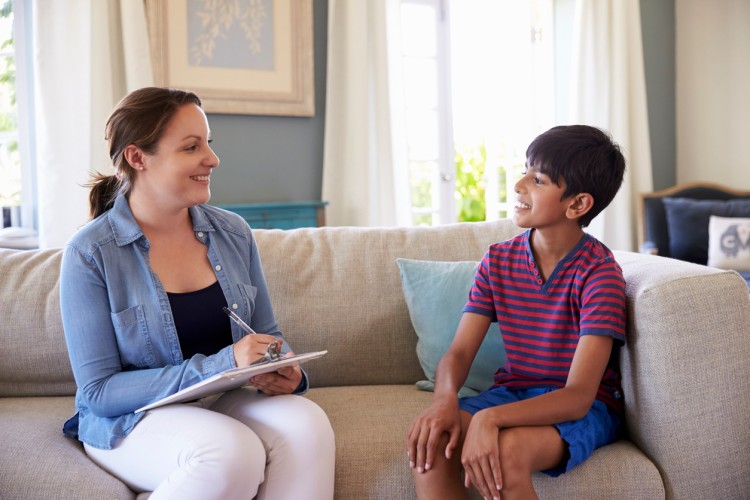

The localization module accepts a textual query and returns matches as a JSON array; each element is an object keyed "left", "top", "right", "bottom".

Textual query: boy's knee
[
  {"left": 496, "top": 426, "right": 564, "bottom": 490},
  {"left": 497, "top": 428, "right": 532, "bottom": 479}
]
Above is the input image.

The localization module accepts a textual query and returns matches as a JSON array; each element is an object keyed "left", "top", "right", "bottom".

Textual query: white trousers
[{"left": 84, "top": 389, "right": 335, "bottom": 500}]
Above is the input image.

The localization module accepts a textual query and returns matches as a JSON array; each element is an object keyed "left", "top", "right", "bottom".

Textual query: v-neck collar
[{"left": 523, "top": 230, "right": 590, "bottom": 292}]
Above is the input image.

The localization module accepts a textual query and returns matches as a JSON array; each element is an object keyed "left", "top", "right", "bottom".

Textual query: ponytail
[{"left": 87, "top": 172, "right": 123, "bottom": 219}]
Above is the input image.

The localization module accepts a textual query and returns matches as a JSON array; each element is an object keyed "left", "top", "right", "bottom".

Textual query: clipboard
[{"left": 135, "top": 350, "right": 327, "bottom": 413}]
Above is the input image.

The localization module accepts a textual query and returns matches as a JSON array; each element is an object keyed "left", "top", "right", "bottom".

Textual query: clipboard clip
[{"left": 251, "top": 341, "right": 282, "bottom": 366}]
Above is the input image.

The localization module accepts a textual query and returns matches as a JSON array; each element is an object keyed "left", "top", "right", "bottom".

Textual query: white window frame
[
  {"left": 393, "top": 0, "right": 555, "bottom": 226},
  {"left": 13, "top": 0, "right": 36, "bottom": 230},
  {"left": 391, "top": 0, "right": 455, "bottom": 226}
]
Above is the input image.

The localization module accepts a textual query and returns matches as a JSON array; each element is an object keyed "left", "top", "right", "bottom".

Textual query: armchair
[
  {"left": 639, "top": 181, "right": 750, "bottom": 288},
  {"left": 639, "top": 181, "right": 750, "bottom": 257}
]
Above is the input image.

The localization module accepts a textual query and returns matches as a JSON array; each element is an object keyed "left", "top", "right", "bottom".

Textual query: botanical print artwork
[{"left": 188, "top": 0, "right": 273, "bottom": 70}]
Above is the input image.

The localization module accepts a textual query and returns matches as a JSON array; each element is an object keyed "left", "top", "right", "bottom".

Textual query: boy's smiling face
[{"left": 513, "top": 162, "right": 575, "bottom": 230}]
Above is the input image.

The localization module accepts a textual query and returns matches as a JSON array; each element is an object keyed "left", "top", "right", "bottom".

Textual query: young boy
[{"left": 407, "top": 125, "right": 627, "bottom": 500}]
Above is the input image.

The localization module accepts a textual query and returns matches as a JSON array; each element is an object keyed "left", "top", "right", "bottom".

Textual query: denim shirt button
[
  {"left": 215, "top": 265, "right": 222, "bottom": 271},
  {"left": 232, "top": 303, "right": 239, "bottom": 310},
  {"left": 197, "top": 232, "right": 204, "bottom": 238}
]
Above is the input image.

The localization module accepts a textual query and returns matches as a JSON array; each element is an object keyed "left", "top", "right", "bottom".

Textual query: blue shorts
[{"left": 458, "top": 386, "right": 621, "bottom": 477}]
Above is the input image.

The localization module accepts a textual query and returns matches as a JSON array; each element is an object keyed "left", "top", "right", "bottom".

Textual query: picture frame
[{"left": 146, "top": 0, "right": 314, "bottom": 117}]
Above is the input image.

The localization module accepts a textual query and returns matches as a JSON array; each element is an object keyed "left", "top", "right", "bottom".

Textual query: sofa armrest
[{"left": 614, "top": 251, "right": 750, "bottom": 499}]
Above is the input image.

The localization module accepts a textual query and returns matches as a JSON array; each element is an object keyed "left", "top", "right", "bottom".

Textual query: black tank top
[{"left": 167, "top": 281, "right": 233, "bottom": 359}]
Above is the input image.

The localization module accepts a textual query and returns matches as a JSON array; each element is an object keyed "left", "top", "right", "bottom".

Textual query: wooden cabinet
[{"left": 218, "top": 201, "right": 327, "bottom": 230}]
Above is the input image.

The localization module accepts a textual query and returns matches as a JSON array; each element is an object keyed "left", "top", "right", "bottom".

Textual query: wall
[
  {"left": 207, "top": 0, "right": 328, "bottom": 205},
  {"left": 641, "top": 0, "right": 676, "bottom": 190},
  {"left": 676, "top": 0, "right": 750, "bottom": 188}
]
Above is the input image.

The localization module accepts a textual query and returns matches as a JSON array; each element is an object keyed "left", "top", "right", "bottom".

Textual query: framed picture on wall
[{"left": 146, "top": 0, "right": 314, "bottom": 117}]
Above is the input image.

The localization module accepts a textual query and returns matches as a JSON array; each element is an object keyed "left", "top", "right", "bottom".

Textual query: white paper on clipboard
[{"left": 136, "top": 350, "right": 327, "bottom": 413}]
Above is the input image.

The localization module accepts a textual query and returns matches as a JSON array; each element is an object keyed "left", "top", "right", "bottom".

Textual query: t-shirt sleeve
[
  {"left": 462, "top": 249, "right": 498, "bottom": 321},
  {"left": 579, "top": 258, "right": 627, "bottom": 345}
]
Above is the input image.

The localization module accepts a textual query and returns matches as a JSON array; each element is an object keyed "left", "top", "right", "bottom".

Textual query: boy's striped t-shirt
[{"left": 463, "top": 230, "right": 627, "bottom": 411}]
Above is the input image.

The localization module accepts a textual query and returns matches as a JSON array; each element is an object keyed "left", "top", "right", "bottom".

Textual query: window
[
  {"left": 0, "top": 0, "right": 34, "bottom": 232},
  {"left": 0, "top": 0, "right": 19, "bottom": 225},
  {"left": 393, "top": 0, "right": 455, "bottom": 226},
  {"left": 393, "top": 0, "right": 555, "bottom": 225}
]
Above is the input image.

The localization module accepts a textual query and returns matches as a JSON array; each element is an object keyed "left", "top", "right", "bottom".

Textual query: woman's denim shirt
[{"left": 60, "top": 195, "right": 305, "bottom": 449}]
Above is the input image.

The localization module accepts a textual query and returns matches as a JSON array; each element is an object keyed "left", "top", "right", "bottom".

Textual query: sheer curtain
[
  {"left": 31, "top": 0, "right": 152, "bottom": 248},
  {"left": 568, "top": 0, "right": 653, "bottom": 251},
  {"left": 322, "top": 0, "right": 408, "bottom": 227}
]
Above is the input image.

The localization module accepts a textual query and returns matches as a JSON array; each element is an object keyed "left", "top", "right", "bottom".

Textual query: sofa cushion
[
  {"left": 662, "top": 197, "right": 750, "bottom": 264},
  {"left": 395, "top": 259, "right": 505, "bottom": 397},
  {"left": 0, "top": 396, "right": 134, "bottom": 498},
  {"left": 707, "top": 215, "right": 750, "bottom": 271},
  {"left": 305, "top": 385, "right": 665, "bottom": 500},
  {"left": 0, "top": 248, "right": 76, "bottom": 397}
]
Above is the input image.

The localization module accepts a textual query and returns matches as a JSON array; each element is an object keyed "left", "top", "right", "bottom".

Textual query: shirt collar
[{"left": 107, "top": 194, "right": 216, "bottom": 247}]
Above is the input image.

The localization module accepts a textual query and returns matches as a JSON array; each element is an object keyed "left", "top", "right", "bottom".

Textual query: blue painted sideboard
[{"left": 217, "top": 201, "right": 328, "bottom": 230}]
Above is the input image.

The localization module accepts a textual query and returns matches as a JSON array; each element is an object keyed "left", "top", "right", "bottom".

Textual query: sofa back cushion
[
  {"left": 0, "top": 248, "right": 76, "bottom": 396},
  {"left": 254, "top": 220, "right": 521, "bottom": 387},
  {"left": 0, "top": 219, "right": 521, "bottom": 395}
]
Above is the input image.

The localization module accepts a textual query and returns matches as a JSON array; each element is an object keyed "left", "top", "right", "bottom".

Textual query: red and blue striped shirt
[{"left": 464, "top": 230, "right": 626, "bottom": 412}]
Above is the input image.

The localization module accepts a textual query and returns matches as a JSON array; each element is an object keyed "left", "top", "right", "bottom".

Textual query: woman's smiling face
[{"left": 139, "top": 103, "right": 219, "bottom": 210}]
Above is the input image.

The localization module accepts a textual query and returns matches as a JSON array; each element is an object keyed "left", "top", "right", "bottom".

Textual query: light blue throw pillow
[{"left": 396, "top": 258, "right": 506, "bottom": 398}]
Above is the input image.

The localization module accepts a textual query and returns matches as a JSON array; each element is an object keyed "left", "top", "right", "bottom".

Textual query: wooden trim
[{"left": 641, "top": 181, "right": 750, "bottom": 200}]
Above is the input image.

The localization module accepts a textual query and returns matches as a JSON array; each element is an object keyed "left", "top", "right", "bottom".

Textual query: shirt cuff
[{"left": 293, "top": 369, "right": 309, "bottom": 395}]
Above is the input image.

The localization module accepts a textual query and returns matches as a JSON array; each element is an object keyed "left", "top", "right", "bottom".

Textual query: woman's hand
[
  {"left": 249, "top": 353, "right": 303, "bottom": 395},
  {"left": 406, "top": 395, "right": 462, "bottom": 473},
  {"left": 233, "top": 336, "right": 303, "bottom": 395},
  {"left": 461, "top": 409, "right": 502, "bottom": 499},
  {"left": 232, "top": 333, "right": 282, "bottom": 366}
]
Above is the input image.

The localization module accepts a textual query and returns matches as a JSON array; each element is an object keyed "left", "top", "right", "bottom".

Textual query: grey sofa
[{"left": 1, "top": 219, "right": 749, "bottom": 499}]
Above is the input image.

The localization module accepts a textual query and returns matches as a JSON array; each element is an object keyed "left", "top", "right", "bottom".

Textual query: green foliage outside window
[
  {"left": 0, "top": 0, "right": 20, "bottom": 207},
  {"left": 455, "top": 143, "right": 487, "bottom": 222}
]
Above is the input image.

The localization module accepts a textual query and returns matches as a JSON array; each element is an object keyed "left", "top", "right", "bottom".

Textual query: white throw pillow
[{"left": 707, "top": 215, "right": 750, "bottom": 271}]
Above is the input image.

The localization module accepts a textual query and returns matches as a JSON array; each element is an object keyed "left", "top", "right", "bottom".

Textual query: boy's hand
[
  {"left": 406, "top": 396, "right": 461, "bottom": 473},
  {"left": 461, "top": 409, "right": 503, "bottom": 499}
]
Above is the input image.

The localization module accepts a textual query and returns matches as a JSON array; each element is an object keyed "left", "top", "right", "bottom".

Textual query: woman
[{"left": 60, "top": 87, "right": 335, "bottom": 499}]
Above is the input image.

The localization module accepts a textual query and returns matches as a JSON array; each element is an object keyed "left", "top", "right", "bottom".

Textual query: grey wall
[
  {"left": 640, "top": 0, "right": 675, "bottom": 190},
  {"left": 207, "top": 0, "right": 676, "bottom": 206},
  {"left": 207, "top": 0, "right": 328, "bottom": 205}
]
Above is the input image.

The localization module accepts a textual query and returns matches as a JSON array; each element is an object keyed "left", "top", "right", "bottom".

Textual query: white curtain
[
  {"left": 322, "top": 0, "right": 407, "bottom": 227},
  {"left": 31, "top": 0, "right": 153, "bottom": 248},
  {"left": 568, "top": 0, "right": 653, "bottom": 251}
]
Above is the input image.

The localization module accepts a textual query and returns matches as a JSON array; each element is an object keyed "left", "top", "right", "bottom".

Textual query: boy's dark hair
[{"left": 526, "top": 125, "right": 626, "bottom": 228}]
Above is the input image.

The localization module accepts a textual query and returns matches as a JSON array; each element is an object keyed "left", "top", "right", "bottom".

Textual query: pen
[{"left": 222, "top": 307, "right": 256, "bottom": 334}]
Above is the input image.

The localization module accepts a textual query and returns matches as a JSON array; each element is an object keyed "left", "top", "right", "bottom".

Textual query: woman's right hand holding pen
[
  {"left": 232, "top": 334, "right": 284, "bottom": 366},
  {"left": 224, "top": 307, "right": 281, "bottom": 366}
]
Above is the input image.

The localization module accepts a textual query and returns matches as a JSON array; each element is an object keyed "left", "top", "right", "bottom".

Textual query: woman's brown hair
[{"left": 88, "top": 87, "right": 202, "bottom": 219}]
